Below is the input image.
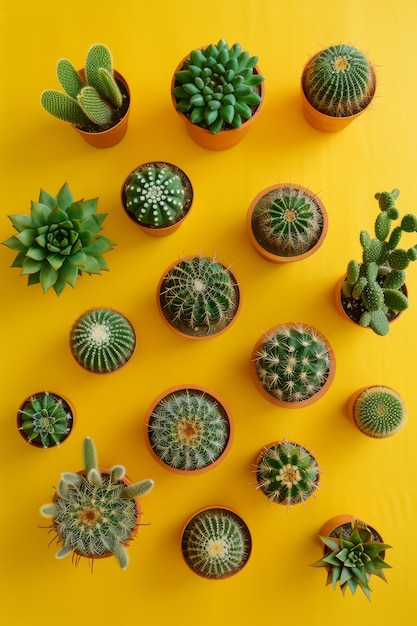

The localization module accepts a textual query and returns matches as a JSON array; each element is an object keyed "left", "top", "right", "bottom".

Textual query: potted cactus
[
  {"left": 311, "top": 515, "right": 392, "bottom": 600},
  {"left": 336, "top": 188, "right": 417, "bottom": 336},
  {"left": 145, "top": 385, "right": 233, "bottom": 474},
  {"left": 246, "top": 183, "right": 328, "bottom": 262},
  {"left": 181, "top": 506, "right": 252, "bottom": 579},
  {"left": 40, "top": 43, "right": 130, "bottom": 148},
  {"left": 300, "top": 43, "right": 376, "bottom": 132},
  {"left": 255, "top": 439, "right": 322, "bottom": 510},
  {"left": 70, "top": 307, "right": 136, "bottom": 373},
  {"left": 348, "top": 385, "right": 407, "bottom": 438},
  {"left": 121, "top": 161, "right": 193, "bottom": 237},
  {"left": 250, "top": 322, "right": 335, "bottom": 408},
  {"left": 40, "top": 437, "right": 154, "bottom": 570},
  {"left": 157, "top": 254, "right": 241, "bottom": 339},
  {"left": 171, "top": 38, "right": 265, "bottom": 150},
  {"left": 17, "top": 391, "right": 75, "bottom": 448},
  {"left": 2, "top": 182, "right": 115, "bottom": 295}
]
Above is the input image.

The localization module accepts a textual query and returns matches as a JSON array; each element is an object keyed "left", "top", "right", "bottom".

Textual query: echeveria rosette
[
  {"left": 19, "top": 392, "right": 73, "bottom": 448},
  {"left": 3, "top": 183, "right": 115, "bottom": 295}
]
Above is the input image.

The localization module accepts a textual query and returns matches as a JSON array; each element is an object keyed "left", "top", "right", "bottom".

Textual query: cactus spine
[{"left": 352, "top": 385, "right": 407, "bottom": 438}]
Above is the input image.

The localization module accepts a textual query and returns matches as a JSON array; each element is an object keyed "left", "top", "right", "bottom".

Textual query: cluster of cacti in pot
[
  {"left": 350, "top": 385, "right": 407, "bottom": 438},
  {"left": 17, "top": 392, "right": 74, "bottom": 448}
]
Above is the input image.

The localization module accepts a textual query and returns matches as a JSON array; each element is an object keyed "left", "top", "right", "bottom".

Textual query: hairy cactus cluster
[
  {"left": 173, "top": 38, "right": 264, "bottom": 134},
  {"left": 41, "top": 43, "right": 126, "bottom": 130},
  {"left": 256, "top": 440, "right": 321, "bottom": 510},
  {"left": 352, "top": 385, "right": 407, "bottom": 438},
  {"left": 253, "top": 323, "right": 332, "bottom": 403},
  {"left": 182, "top": 507, "right": 251, "bottom": 579},
  {"left": 40, "top": 437, "right": 154, "bottom": 570},
  {"left": 2, "top": 183, "right": 115, "bottom": 296},
  {"left": 147, "top": 388, "right": 231, "bottom": 472},
  {"left": 342, "top": 189, "right": 417, "bottom": 335},
  {"left": 18, "top": 391, "right": 74, "bottom": 448},
  {"left": 70, "top": 308, "right": 136, "bottom": 373},
  {"left": 302, "top": 44, "right": 376, "bottom": 117}
]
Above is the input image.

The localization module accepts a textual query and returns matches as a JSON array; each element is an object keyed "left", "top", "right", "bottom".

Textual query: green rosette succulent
[
  {"left": 3, "top": 183, "right": 115, "bottom": 295},
  {"left": 18, "top": 391, "right": 74, "bottom": 448}
]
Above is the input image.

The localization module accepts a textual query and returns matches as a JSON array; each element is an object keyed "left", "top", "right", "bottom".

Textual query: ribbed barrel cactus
[
  {"left": 352, "top": 385, "right": 407, "bottom": 438},
  {"left": 70, "top": 308, "right": 136, "bottom": 373},
  {"left": 40, "top": 437, "right": 154, "bottom": 570},
  {"left": 181, "top": 507, "right": 251, "bottom": 579},
  {"left": 147, "top": 387, "right": 231, "bottom": 472},
  {"left": 2, "top": 183, "right": 115, "bottom": 295},
  {"left": 256, "top": 440, "right": 321, "bottom": 510},
  {"left": 302, "top": 44, "right": 376, "bottom": 117},
  {"left": 17, "top": 391, "right": 74, "bottom": 448},
  {"left": 172, "top": 38, "right": 264, "bottom": 134}
]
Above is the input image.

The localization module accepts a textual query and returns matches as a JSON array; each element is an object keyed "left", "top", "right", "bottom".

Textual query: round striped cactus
[{"left": 352, "top": 385, "right": 407, "bottom": 438}]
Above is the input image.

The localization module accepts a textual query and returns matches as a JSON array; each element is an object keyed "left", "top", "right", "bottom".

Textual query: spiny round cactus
[
  {"left": 147, "top": 387, "right": 231, "bottom": 472},
  {"left": 181, "top": 507, "right": 251, "bottom": 579},
  {"left": 158, "top": 255, "right": 240, "bottom": 337},
  {"left": 70, "top": 308, "right": 136, "bottom": 373},
  {"left": 256, "top": 440, "right": 321, "bottom": 510},
  {"left": 172, "top": 38, "right": 264, "bottom": 134},
  {"left": 252, "top": 323, "right": 334, "bottom": 405},
  {"left": 352, "top": 385, "right": 407, "bottom": 438},
  {"left": 302, "top": 44, "right": 376, "bottom": 117},
  {"left": 40, "top": 437, "right": 154, "bottom": 570},
  {"left": 2, "top": 183, "right": 115, "bottom": 296},
  {"left": 17, "top": 391, "right": 74, "bottom": 448}
]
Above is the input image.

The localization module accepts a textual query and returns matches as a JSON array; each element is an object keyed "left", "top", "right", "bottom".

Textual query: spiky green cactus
[
  {"left": 253, "top": 323, "right": 332, "bottom": 403},
  {"left": 302, "top": 44, "right": 376, "bottom": 117},
  {"left": 181, "top": 507, "right": 251, "bottom": 579},
  {"left": 311, "top": 519, "right": 392, "bottom": 600},
  {"left": 17, "top": 391, "right": 74, "bottom": 448},
  {"left": 70, "top": 308, "right": 136, "bottom": 373},
  {"left": 41, "top": 43, "right": 126, "bottom": 130},
  {"left": 2, "top": 183, "right": 115, "bottom": 295},
  {"left": 159, "top": 255, "right": 240, "bottom": 337},
  {"left": 173, "top": 38, "right": 264, "bottom": 134},
  {"left": 40, "top": 437, "right": 154, "bottom": 570},
  {"left": 342, "top": 189, "right": 417, "bottom": 335},
  {"left": 256, "top": 440, "right": 321, "bottom": 509},
  {"left": 147, "top": 388, "right": 231, "bottom": 471},
  {"left": 352, "top": 385, "right": 407, "bottom": 438}
]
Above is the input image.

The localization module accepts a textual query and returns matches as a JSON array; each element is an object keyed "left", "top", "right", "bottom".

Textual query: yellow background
[{"left": 1, "top": 0, "right": 416, "bottom": 623}]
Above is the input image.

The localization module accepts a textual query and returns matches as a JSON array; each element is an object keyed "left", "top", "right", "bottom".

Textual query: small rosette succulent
[
  {"left": 18, "top": 391, "right": 74, "bottom": 448},
  {"left": 3, "top": 183, "right": 115, "bottom": 295},
  {"left": 173, "top": 38, "right": 264, "bottom": 134}
]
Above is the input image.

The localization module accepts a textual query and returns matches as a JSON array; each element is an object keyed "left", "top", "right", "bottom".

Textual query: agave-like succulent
[{"left": 3, "top": 183, "right": 115, "bottom": 295}]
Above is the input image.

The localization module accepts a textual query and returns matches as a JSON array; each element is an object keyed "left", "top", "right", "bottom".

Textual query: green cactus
[
  {"left": 181, "top": 507, "right": 251, "bottom": 579},
  {"left": 17, "top": 391, "right": 74, "bottom": 448},
  {"left": 311, "top": 519, "right": 392, "bottom": 600},
  {"left": 70, "top": 308, "right": 136, "bottom": 373},
  {"left": 41, "top": 43, "right": 126, "bottom": 130},
  {"left": 302, "top": 44, "right": 376, "bottom": 117},
  {"left": 2, "top": 183, "right": 115, "bottom": 295},
  {"left": 159, "top": 255, "right": 240, "bottom": 337},
  {"left": 352, "top": 385, "right": 407, "bottom": 438},
  {"left": 172, "top": 38, "right": 264, "bottom": 134},
  {"left": 342, "top": 189, "right": 417, "bottom": 335},
  {"left": 256, "top": 440, "right": 321, "bottom": 509},
  {"left": 147, "top": 388, "right": 231, "bottom": 471},
  {"left": 40, "top": 437, "right": 154, "bottom": 570},
  {"left": 253, "top": 323, "right": 333, "bottom": 404}
]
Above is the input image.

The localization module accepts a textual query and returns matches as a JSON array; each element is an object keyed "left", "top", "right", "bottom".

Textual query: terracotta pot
[
  {"left": 144, "top": 384, "right": 234, "bottom": 475},
  {"left": 318, "top": 515, "right": 384, "bottom": 548},
  {"left": 246, "top": 183, "right": 328, "bottom": 263},
  {"left": 121, "top": 161, "right": 193, "bottom": 237},
  {"left": 73, "top": 69, "right": 130, "bottom": 148},
  {"left": 17, "top": 391, "right": 75, "bottom": 449}
]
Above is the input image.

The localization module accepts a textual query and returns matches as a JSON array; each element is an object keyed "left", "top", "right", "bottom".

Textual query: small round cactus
[
  {"left": 146, "top": 387, "right": 232, "bottom": 472},
  {"left": 351, "top": 385, "right": 407, "bottom": 438},
  {"left": 158, "top": 255, "right": 240, "bottom": 338},
  {"left": 251, "top": 323, "right": 335, "bottom": 406},
  {"left": 181, "top": 507, "right": 251, "bottom": 579},
  {"left": 17, "top": 391, "right": 74, "bottom": 448},
  {"left": 70, "top": 308, "right": 136, "bottom": 373},
  {"left": 255, "top": 440, "right": 321, "bottom": 510}
]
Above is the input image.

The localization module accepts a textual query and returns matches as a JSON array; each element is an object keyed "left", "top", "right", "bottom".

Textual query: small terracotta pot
[
  {"left": 246, "top": 183, "right": 328, "bottom": 263},
  {"left": 17, "top": 391, "right": 76, "bottom": 449},
  {"left": 318, "top": 515, "right": 384, "bottom": 548},
  {"left": 73, "top": 70, "right": 130, "bottom": 148}
]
